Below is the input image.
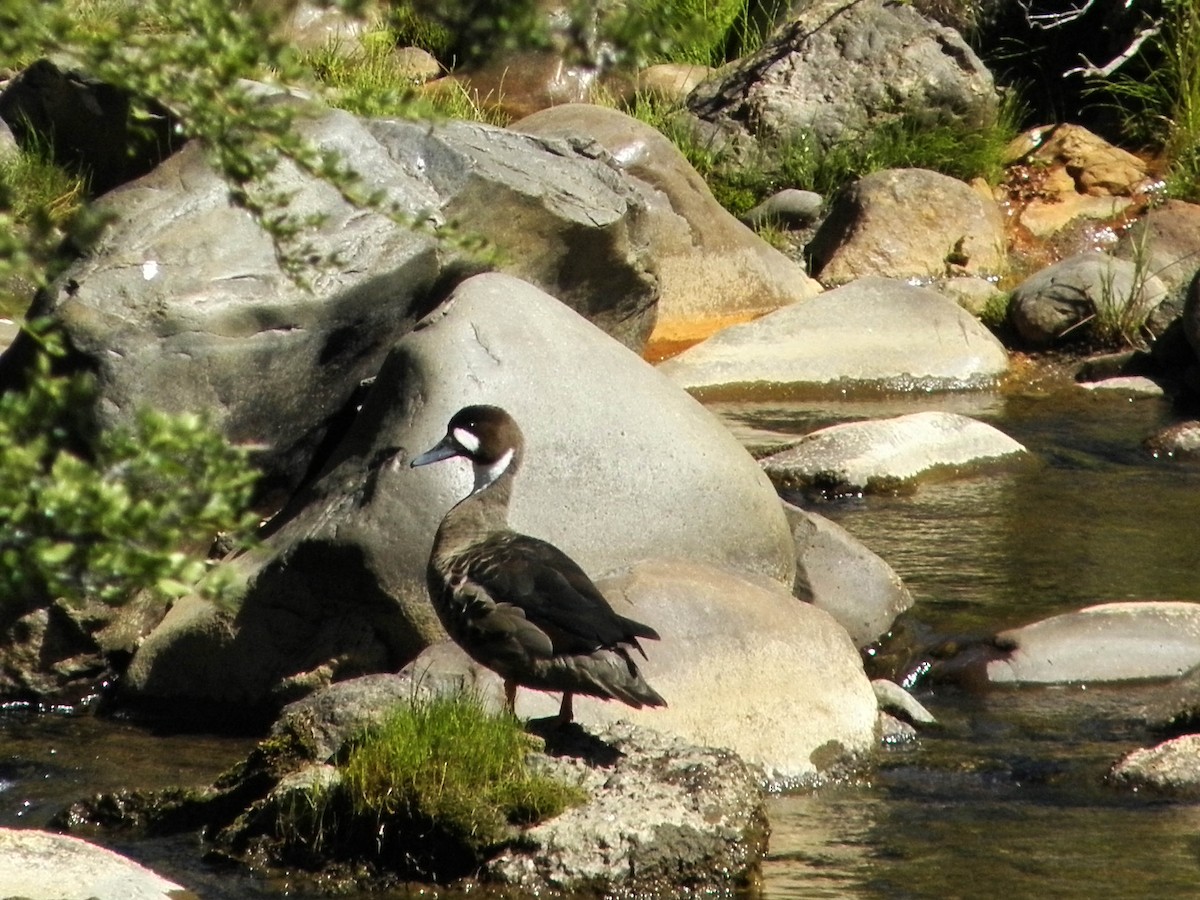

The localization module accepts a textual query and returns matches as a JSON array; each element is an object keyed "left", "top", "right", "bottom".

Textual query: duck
[{"left": 410, "top": 404, "right": 666, "bottom": 723}]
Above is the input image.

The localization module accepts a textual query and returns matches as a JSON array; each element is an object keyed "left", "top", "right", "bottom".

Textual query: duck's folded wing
[{"left": 468, "top": 533, "right": 659, "bottom": 656}]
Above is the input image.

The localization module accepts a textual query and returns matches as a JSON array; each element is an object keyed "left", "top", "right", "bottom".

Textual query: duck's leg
[
  {"left": 504, "top": 679, "right": 518, "bottom": 714},
  {"left": 558, "top": 691, "right": 574, "bottom": 724}
]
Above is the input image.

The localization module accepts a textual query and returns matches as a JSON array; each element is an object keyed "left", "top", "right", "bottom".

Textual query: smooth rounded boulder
[
  {"left": 401, "top": 558, "right": 879, "bottom": 786},
  {"left": 125, "top": 273, "right": 796, "bottom": 712}
]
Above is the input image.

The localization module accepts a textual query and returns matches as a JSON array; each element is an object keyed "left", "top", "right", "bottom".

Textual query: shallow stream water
[{"left": 4, "top": 380, "right": 1200, "bottom": 898}]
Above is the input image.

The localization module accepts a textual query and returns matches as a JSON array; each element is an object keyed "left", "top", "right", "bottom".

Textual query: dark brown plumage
[{"left": 410, "top": 405, "right": 666, "bottom": 722}]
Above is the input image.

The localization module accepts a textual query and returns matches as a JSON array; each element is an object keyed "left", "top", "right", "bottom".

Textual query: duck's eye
[{"left": 452, "top": 427, "right": 481, "bottom": 453}]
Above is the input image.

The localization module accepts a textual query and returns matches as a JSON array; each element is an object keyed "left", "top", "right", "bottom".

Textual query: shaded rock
[
  {"left": 1008, "top": 252, "right": 1169, "bottom": 348},
  {"left": 688, "top": 0, "right": 997, "bottom": 150},
  {"left": 513, "top": 103, "right": 821, "bottom": 353},
  {"left": 487, "top": 722, "right": 767, "bottom": 896},
  {"left": 783, "top": 500, "right": 913, "bottom": 646},
  {"left": 1115, "top": 199, "right": 1200, "bottom": 295},
  {"left": 743, "top": 188, "right": 824, "bottom": 229},
  {"left": 657, "top": 277, "right": 1009, "bottom": 398},
  {"left": 1144, "top": 420, "right": 1200, "bottom": 460},
  {"left": 1108, "top": 734, "right": 1200, "bottom": 799},
  {"left": 2, "top": 103, "right": 663, "bottom": 494},
  {"left": 0, "top": 828, "right": 187, "bottom": 900},
  {"left": 0, "top": 58, "right": 181, "bottom": 194},
  {"left": 807, "top": 168, "right": 1007, "bottom": 285},
  {"left": 987, "top": 601, "right": 1200, "bottom": 685},
  {"left": 761, "top": 411, "right": 1027, "bottom": 495},
  {"left": 125, "top": 274, "right": 795, "bottom": 714}
]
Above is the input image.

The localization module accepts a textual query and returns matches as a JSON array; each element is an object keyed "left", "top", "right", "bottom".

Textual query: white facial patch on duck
[
  {"left": 452, "top": 427, "right": 481, "bottom": 454},
  {"left": 472, "top": 448, "right": 514, "bottom": 493}
]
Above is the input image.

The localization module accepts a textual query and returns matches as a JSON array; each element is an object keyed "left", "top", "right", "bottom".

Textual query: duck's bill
[{"left": 410, "top": 437, "right": 459, "bottom": 468}]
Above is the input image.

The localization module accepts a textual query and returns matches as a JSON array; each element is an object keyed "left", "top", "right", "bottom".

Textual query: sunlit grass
[{"left": 279, "top": 692, "right": 586, "bottom": 877}]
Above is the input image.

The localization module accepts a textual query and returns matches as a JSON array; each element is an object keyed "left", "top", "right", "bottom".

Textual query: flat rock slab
[
  {"left": 988, "top": 601, "right": 1200, "bottom": 684},
  {"left": 657, "top": 277, "right": 1009, "bottom": 399},
  {"left": 761, "top": 411, "right": 1027, "bottom": 493},
  {"left": 0, "top": 828, "right": 188, "bottom": 900}
]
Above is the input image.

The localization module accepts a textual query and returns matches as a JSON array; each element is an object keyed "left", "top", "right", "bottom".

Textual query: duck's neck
[{"left": 434, "top": 456, "right": 520, "bottom": 552}]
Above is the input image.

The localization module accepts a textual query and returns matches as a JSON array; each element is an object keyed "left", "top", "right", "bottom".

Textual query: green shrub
[
  {"left": 0, "top": 325, "right": 259, "bottom": 616},
  {"left": 289, "top": 692, "right": 586, "bottom": 878}
]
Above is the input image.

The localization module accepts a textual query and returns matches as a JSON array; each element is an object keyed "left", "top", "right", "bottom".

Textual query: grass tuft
[{"left": 280, "top": 692, "right": 586, "bottom": 879}]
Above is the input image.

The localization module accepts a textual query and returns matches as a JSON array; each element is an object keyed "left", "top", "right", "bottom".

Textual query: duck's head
[{"left": 410, "top": 404, "right": 524, "bottom": 492}]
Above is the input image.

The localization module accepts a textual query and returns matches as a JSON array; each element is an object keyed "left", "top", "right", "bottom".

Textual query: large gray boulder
[
  {"left": 514, "top": 103, "right": 822, "bottom": 352},
  {"left": 2, "top": 103, "right": 662, "bottom": 492},
  {"left": 125, "top": 273, "right": 796, "bottom": 712},
  {"left": 688, "top": 0, "right": 998, "bottom": 150},
  {"left": 657, "top": 277, "right": 1010, "bottom": 396},
  {"left": 807, "top": 168, "right": 1008, "bottom": 286}
]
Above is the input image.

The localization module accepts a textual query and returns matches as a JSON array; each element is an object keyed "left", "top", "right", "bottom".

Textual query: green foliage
[
  {"left": 0, "top": 0, "right": 412, "bottom": 283},
  {"left": 629, "top": 89, "right": 1022, "bottom": 218},
  {"left": 1093, "top": 0, "right": 1200, "bottom": 201},
  {"left": 0, "top": 325, "right": 259, "bottom": 613},
  {"left": 391, "top": 0, "right": 547, "bottom": 68},
  {"left": 295, "top": 29, "right": 507, "bottom": 125},
  {"left": 339, "top": 693, "right": 583, "bottom": 843},
  {"left": 602, "top": 0, "right": 745, "bottom": 67}
]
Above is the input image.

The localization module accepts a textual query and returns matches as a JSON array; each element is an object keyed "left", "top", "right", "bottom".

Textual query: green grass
[
  {"left": 626, "top": 89, "right": 1023, "bottom": 218},
  {"left": 0, "top": 147, "right": 88, "bottom": 317},
  {"left": 1095, "top": 0, "right": 1200, "bottom": 201},
  {"left": 284, "top": 692, "right": 586, "bottom": 878},
  {"left": 293, "top": 29, "right": 509, "bottom": 125}
]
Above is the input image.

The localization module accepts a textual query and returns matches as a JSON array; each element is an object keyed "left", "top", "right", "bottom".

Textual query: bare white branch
[{"left": 1064, "top": 24, "right": 1160, "bottom": 78}]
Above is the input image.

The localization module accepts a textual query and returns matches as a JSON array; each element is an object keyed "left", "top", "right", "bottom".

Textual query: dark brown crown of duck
[{"left": 447, "top": 404, "right": 525, "bottom": 467}]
